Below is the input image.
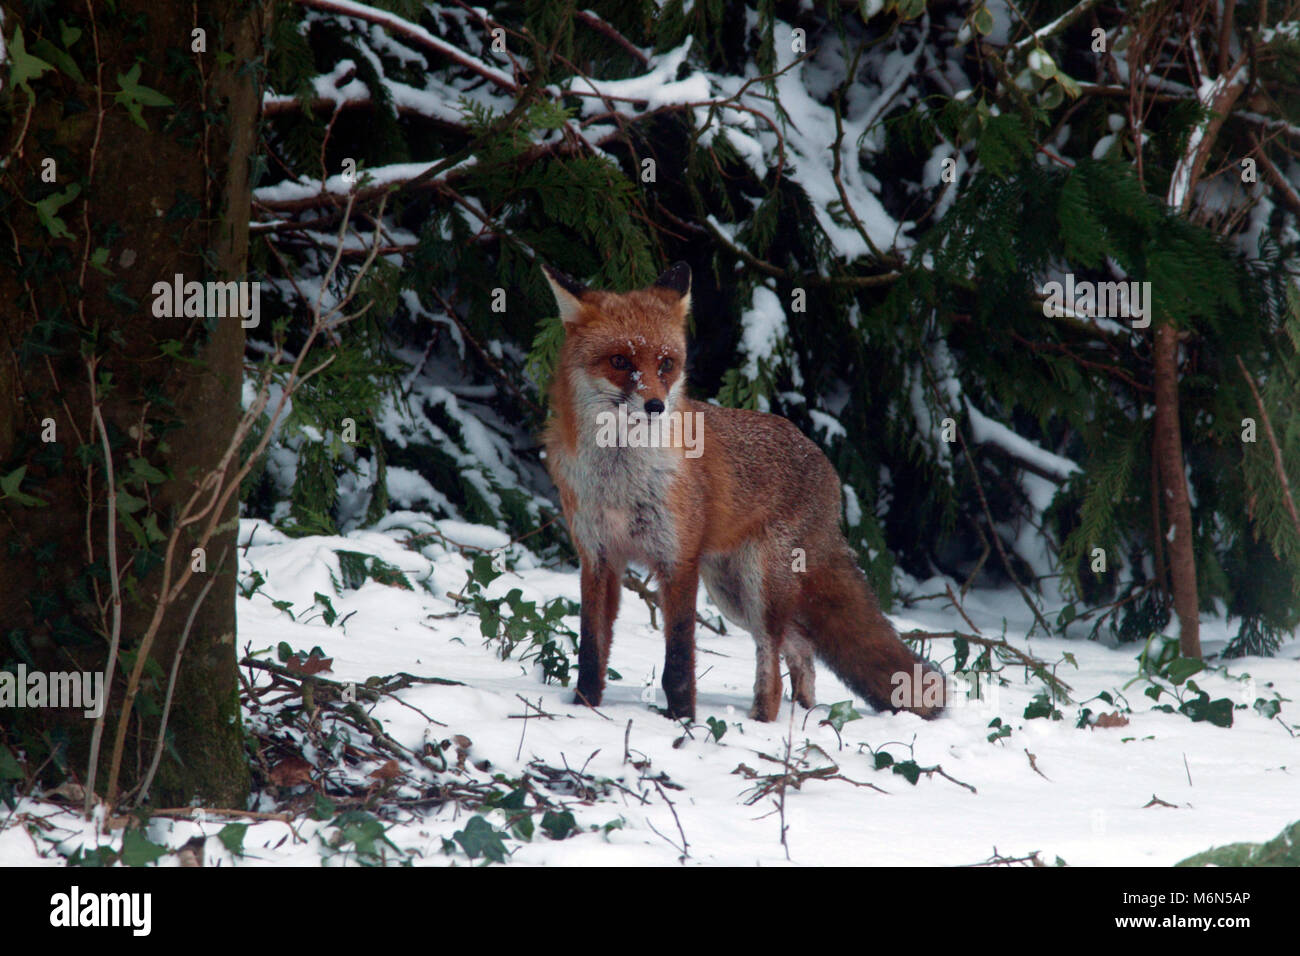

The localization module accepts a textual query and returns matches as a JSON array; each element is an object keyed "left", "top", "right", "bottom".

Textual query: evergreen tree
[{"left": 232, "top": 0, "right": 1300, "bottom": 656}]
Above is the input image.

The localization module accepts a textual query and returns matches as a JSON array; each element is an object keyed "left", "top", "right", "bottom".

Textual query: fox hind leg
[
  {"left": 750, "top": 605, "right": 799, "bottom": 722},
  {"left": 750, "top": 630, "right": 784, "bottom": 722},
  {"left": 784, "top": 630, "right": 816, "bottom": 709}
]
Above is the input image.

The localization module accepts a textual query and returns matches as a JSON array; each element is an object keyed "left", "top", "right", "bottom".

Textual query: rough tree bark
[{"left": 0, "top": 1, "right": 264, "bottom": 807}]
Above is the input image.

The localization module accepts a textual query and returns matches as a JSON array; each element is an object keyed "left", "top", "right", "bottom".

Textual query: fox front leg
[
  {"left": 658, "top": 561, "right": 700, "bottom": 720},
  {"left": 575, "top": 559, "right": 620, "bottom": 709}
]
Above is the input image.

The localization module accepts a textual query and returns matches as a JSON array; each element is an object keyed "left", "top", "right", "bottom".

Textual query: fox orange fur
[{"left": 541, "top": 262, "right": 944, "bottom": 722}]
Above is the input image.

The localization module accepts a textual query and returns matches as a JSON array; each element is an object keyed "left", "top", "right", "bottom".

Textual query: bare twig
[
  {"left": 1024, "top": 748, "right": 1050, "bottom": 781},
  {"left": 83, "top": 355, "right": 122, "bottom": 819},
  {"left": 137, "top": 548, "right": 231, "bottom": 805},
  {"left": 1237, "top": 355, "right": 1300, "bottom": 538},
  {"left": 649, "top": 778, "right": 690, "bottom": 862}
]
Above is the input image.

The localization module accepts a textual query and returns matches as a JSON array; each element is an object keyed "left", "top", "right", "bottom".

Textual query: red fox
[{"left": 541, "top": 262, "right": 944, "bottom": 722}]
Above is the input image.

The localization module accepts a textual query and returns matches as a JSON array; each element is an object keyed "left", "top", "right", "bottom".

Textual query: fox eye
[
  {"left": 610, "top": 355, "right": 632, "bottom": 371},
  {"left": 659, "top": 357, "right": 674, "bottom": 375}
]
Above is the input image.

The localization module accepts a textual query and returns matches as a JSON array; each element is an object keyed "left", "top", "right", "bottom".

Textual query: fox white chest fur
[{"left": 555, "top": 375, "right": 681, "bottom": 570}]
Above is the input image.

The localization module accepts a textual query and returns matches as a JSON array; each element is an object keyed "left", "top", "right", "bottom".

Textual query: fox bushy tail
[{"left": 799, "top": 552, "right": 945, "bottom": 719}]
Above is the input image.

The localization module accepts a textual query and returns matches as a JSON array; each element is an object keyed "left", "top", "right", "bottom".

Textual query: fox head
[{"left": 542, "top": 263, "right": 691, "bottom": 419}]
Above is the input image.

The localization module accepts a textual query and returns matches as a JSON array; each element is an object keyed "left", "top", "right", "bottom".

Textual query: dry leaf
[
  {"left": 452, "top": 734, "right": 472, "bottom": 770},
  {"left": 286, "top": 651, "right": 333, "bottom": 675},
  {"left": 268, "top": 756, "right": 313, "bottom": 787}
]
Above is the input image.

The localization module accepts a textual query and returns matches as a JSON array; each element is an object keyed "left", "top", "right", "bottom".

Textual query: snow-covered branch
[
  {"left": 1008, "top": 0, "right": 1106, "bottom": 60},
  {"left": 1165, "top": 62, "right": 1248, "bottom": 212},
  {"left": 293, "top": 0, "right": 519, "bottom": 92}
]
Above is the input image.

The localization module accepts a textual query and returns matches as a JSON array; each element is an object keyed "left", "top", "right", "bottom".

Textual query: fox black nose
[{"left": 645, "top": 399, "right": 665, "bottom": 415}]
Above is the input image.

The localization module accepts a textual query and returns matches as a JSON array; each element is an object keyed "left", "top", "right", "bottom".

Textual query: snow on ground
[{"left": 3, "top": 516, "right": 1297, "bottom": 866}]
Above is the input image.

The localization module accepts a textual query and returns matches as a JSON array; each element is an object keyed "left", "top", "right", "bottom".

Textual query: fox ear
[
  {"left": 541, "top": 264, "right": 588, "bottom": 325},
  {"left": 653, "top": 261, "right": 691, "bottom": 322},
  {"left": 654, "top": 262, "right": 691, "bottom": 297}
]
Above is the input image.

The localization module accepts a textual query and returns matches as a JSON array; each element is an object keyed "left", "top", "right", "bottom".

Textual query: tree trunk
[
  {"left": 1152, "top": 323, "right": 1201, "bottom": 658},
  {"left": 0, "top": 1, "right": 263, "bottom": 808}
]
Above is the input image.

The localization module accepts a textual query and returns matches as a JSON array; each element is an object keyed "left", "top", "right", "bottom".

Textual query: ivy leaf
[
  {"left": 0, "top": 466, "right": 48, "bottom": 507},
  {"left": 822, "top": 699, "right": 863, "bottom": 732},
  {"left": 312, "top": 592, "right": 337, "bottom": 626},
  {"left": 1179, "top": 693, "right": 1234, "bottom": 728},
  {"left": 157, "top": 339, "right": 207, "bottom": 366},
  {"left": 1253, "top": 698, "right": 1281, "bottom": 720},
  {"left": 115, "top": 488, "right": 147, "bottom": 514},
  {"left": 1162, "top": 657, "right": 1205, "bottom": 686},
  {"left": 1024, "top": 693, "right": 1061, "bottom": 720},
  {"left": 142, "top": 512, "right": 167, "bottom": 543},
  {"left": 119, "top": 510, "right": 148, "bottom": 548},
  {"left": 90, "top": 246, "right": 113, "bottom": 275},
  {"left": 511, "top": 815, "right": 535, "bottom": 841},
  {"left": 495, "top": 787, "right": 528, "bottom": 811},
  {"left": 0, "top": 748, "right": 25, "bottom": 780},
  {"left": 471, "top": 552, "right": 503, "bottom": 587},
  {"left": 452, "top": 815, "right": 508, "bottom": 862},
  {"left": 31, "top": 36, "right": 85, "bottom": 83},
  {"left": 121, "top": 828, "right": 168, "bottom": 867},
  {"left": 6, "top": 27, "right": 56, "bottom": 94},
  {"left": 304, "top": 794, "right": 333, "bottom": 822},
  {"left": 892, "top": 760, "right": 921, "bottom": 784},
  {"left": 34, "top": 185, "right": 81, "bottom": 241},
  {"left": 541, "top": 810, "right": 577, "bottom": 840},
  {"left": 128, "top": 457, "right": 168, "bottom": 485},
  {"left": 114, "top": 63, "right": 174, "bottom": 129},
  {"left": 336, "top": 811, "right": 391, "bottom": 857},
  {"left": 217, "top": 823, "right": 248, "bottom": 855}
]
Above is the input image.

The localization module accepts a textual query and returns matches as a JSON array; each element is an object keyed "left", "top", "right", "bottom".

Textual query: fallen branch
[{"left": 902, "top": 628, "right": 1073, "bottom": 700}]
